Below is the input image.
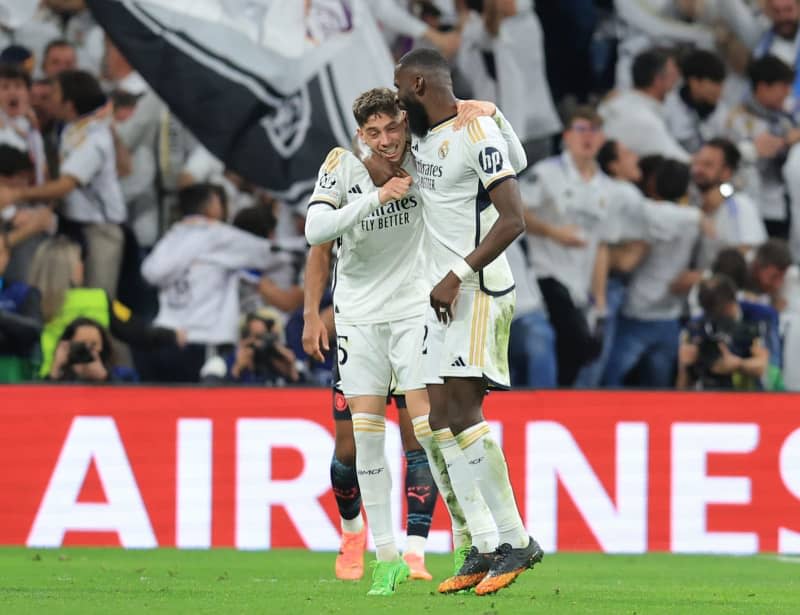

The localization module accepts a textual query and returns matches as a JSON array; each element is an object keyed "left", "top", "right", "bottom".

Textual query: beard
[
  {"left": 776, "top": 20, "right": 799, "bottom": 40},
  {"left": 403, "top": 97, "right": 430, "bottom": 137},
  {"left": 693, "top": 177, "right": 718, "bottom": 193}
]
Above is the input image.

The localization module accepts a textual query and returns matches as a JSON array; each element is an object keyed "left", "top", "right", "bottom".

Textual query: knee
[
  {"left": 428, "top": 408, "right": 448, "bottom": 432},
  {"left": 334, "top": 429, "right": 356, "bottom": 466},
  {"left": 447, "top": 401, "right": 483, "bottom": 436}
]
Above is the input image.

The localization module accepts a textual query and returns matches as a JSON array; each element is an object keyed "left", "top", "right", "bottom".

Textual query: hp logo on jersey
[{"left": 479, "top": 147, "right": 503, "bottom": 174}]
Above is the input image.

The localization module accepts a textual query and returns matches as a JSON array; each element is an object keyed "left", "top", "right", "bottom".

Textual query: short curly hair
[{"left": 352, "top": 87, "right": 400, "bottom": 127}]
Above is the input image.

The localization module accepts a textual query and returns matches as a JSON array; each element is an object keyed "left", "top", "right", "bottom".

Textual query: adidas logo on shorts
[{"left": 451, "top": 356, "right": 466, "bottom": 367}]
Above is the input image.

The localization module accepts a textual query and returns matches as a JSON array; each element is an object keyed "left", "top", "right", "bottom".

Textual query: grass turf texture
[{"left": 1, "top": 548, "right": 799, "bottom": 614}]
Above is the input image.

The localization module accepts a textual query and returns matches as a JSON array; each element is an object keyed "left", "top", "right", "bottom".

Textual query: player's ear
[{"left": 414, "top": 75, "right": 425, "bottom": 96}]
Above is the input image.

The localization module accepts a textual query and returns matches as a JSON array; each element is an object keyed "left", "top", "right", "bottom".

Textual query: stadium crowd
[{"left": 1, "top": 0, "right": 800, "bottom": 391}]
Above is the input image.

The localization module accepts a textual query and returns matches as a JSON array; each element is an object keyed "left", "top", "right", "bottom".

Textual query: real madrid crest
[{"left": 438, "top": 140, "right": 449, "bottom": 159}]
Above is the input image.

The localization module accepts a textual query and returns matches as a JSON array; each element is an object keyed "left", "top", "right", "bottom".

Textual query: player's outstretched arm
[
  {"left": 302, "top": 242, "right": 333, "bottom": 363},
  {"left": 304, "top": 175, "right": 412, "bottom": 245}
]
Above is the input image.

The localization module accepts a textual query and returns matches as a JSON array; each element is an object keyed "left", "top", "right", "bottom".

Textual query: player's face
[
  {"left": 358, "top": 111, "right": 407, "bottom": 163},
  {"left": 394, "top": 66, "right": 429, "bottom": 137},
  {"left": 563, "top": 119, "right": 604, "bottom": 160}
]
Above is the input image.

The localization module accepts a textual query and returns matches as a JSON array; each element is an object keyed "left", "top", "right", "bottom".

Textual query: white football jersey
[
  {"left": 308, "top": 147, "right": 427, "bottom": 324},
  {"left": 411, "top": 114, "right": 519, "bottom": 295}
]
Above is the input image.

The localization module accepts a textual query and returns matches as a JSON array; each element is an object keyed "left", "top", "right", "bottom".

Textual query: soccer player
[
  {"left": 394, "top": 48, "right": 544, "bottom": 595},
  {"left": 303, "top": 89, "right": 513, "bottom": 596}
]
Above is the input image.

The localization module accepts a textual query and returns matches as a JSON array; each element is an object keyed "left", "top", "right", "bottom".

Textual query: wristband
[{"left": 451, "top": 259, "right": 475, "bottom": 282}]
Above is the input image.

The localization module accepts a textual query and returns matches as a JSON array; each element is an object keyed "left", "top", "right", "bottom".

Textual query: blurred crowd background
[{"left": 2, "top": 0, "right": 800, "bottom": 392}]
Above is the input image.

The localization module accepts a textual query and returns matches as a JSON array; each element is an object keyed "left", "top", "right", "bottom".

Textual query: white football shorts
[
  {"left": 335, "top": 316, "right": 425, "bottom": 397},
  {"left": 423, "top": 288, "right": 515, "bottom": 388}
]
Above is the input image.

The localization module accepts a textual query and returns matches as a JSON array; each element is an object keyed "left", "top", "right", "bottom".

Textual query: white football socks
[
  {"left": 456, "top": 421, "right": 528, "bottom": 549},
  {"left": 433, "top": 427, "right": 498, "bottom": 553},
  {"left": 411, "top": 415, "right": 472, "bottom": 550},
  {"left": 352, "top": 413, "right": 397, "bottom": 561}
]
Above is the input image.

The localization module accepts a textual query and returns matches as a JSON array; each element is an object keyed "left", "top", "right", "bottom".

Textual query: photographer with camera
[
  {"left": 48, "top": 317, "right": 113, "bottom": 382},
  {"left": 206, "top": 308, "right": 299, "bottom": 385},
  {"left": 678, "top": 274, "right": 772, "bottom": 390}
]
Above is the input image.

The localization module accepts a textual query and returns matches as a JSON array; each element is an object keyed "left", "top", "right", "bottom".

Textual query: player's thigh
[
  {"left": 440, "top": 289, "right": 515, "bottom": 389},
  {"left": 388, "top": 316, "right": 428, "bottom": 414},
  {"left": 336, "top": 322, "right": 393, "bottom": 398},
  {"left": 421, "top": 308, "right": 446, "bottom": 386}
]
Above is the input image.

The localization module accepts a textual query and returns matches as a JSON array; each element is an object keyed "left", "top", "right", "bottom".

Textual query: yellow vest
[{"left": 40, "top": 288, "right": 109, "bottom": 377}]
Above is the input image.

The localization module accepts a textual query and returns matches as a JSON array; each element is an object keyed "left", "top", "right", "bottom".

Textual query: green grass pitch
[{"left": 2, "top": 548, "right": 799, "bottom": 614}]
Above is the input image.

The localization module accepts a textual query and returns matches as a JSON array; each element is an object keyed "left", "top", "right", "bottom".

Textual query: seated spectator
[
  {"left": 0, "top": 70, "right": 127, "bottom": 299},
  {"left": 140, "top": 183, "right": 277, "bottom": 382},
  {"left": 47, "top": 316, "right": 113, "bottom": 382},
  {"left": 202, "top": 308, "right": 300, "bottom": 385},
  {"left": 678, "top": 274, "right": 773, "bottom": 390},
  {"left": 28, "top": 235, "right": 181, "bottom": 379},
  {"left": 0, "top": 232, "right": 42, "bottom": 382}
]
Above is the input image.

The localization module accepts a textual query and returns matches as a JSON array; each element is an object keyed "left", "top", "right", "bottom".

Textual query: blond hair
[{"left": 28, "top": 236, "right": 82, "bottom": 322}]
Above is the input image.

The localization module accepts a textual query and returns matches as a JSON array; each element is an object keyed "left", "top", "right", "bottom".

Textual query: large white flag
[{"left": 86, "top": 0, "right": 394, "bottom": 205}]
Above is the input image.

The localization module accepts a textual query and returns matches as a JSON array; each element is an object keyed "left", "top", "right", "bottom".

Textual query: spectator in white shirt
[
  {"left": 672, "top": 138, "right": 768, "bottom": 295},
  {"left": 694, "top": 138, "right": 769, "bottom": 268},
  {"left": 600, "top": 48, "right": 690, "bottom": 162},
  {"left": 753, "top": 0, "right": 800, "bottom": 74},
  {"left": 522, "top": 106, "right": 613, "bottom": 386},
  {"left": 724, "top": 55, "right": 800, "bottom": 238},
  {"left": 614, "top": 0, "right": 715, "bottom": 90},
  {"left": 0, "top": 64, "right": 46, "bottom": 185},
  {"left": 506, "top": 234, "right": 557, "bottom": 388},
  {"left": 0, "top": 70, "right": 127, "bottom": 299},
  {"left": 573, "top": 138, "right": 649, "bottom": 388},
  {"left": 603, "top": 159, "right": 702, "bottom": 388},
  {"left": 41, "top": 38, "right": 77, "bottom": 78},
  {"left": 664, "top": 49, "right": 729, "bottom": 154},
  {"left": 140, "top": 183, "right": 277, "bottom": 382}
]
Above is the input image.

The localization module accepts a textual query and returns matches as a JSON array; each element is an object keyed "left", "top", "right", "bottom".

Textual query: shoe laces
[
  {"left": 341, "top": 532, "right": 362, "bottom": 551},
  {"left": 494, "top": 543, "right": 513, "bottom": 557}
]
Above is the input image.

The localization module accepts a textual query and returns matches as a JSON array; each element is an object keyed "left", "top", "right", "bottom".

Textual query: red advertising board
[{"left": 1, "top": 386, "right": 799, "bottom": 553}]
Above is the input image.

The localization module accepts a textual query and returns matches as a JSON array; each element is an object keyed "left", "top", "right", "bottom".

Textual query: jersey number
[
  {"left": 337, "top": 335, "right": 349, "bottom": 365},
  {"left": 421, "top": 325, "right": 429, "bottom": 356}
]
